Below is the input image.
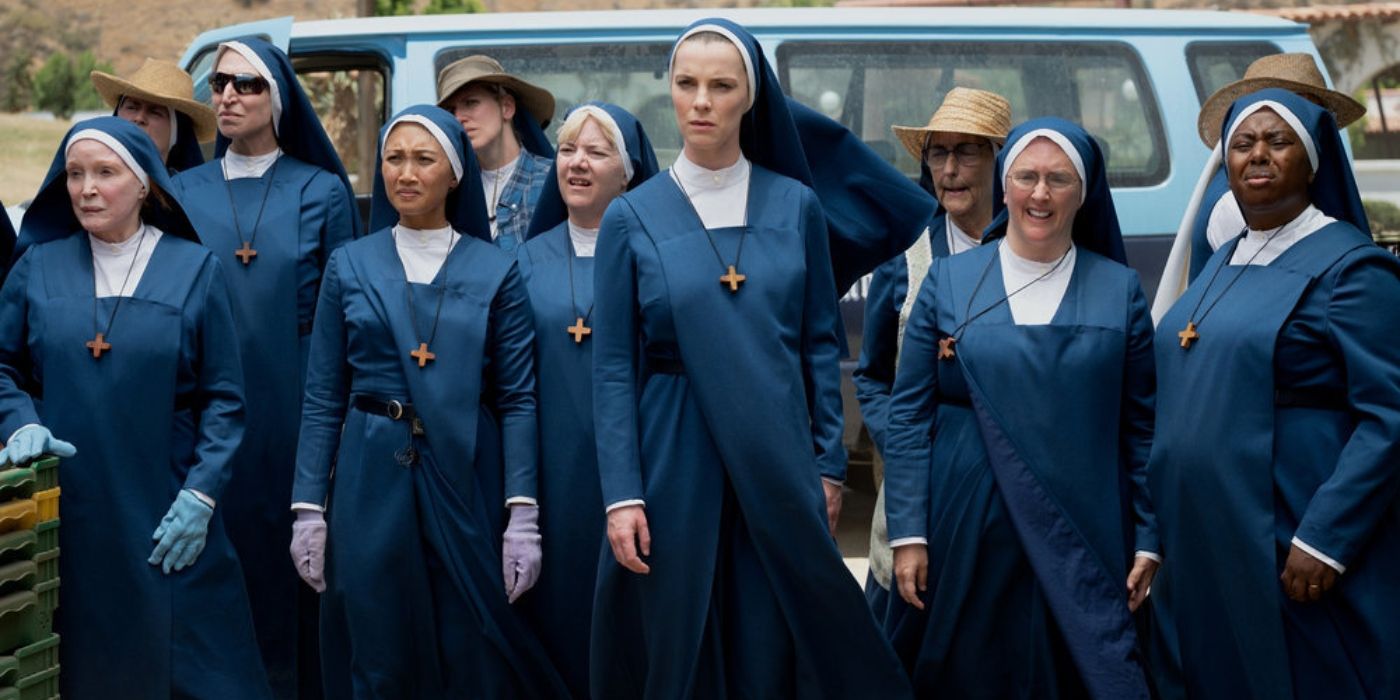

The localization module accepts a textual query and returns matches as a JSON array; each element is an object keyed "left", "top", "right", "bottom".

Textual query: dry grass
[{"left": 0, "top": 114, "right": 72, "bottom": 206}]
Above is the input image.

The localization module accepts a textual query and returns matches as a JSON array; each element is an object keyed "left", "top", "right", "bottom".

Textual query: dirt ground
[{"left": 0, "top": 114, "right": 72, "bottom": 206}]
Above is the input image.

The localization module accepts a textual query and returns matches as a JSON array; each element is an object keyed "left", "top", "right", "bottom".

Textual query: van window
[
  {"left": 778, "top": 41, "right": 1169, "bottom": 187},
  {"left": 293, "top": 55, "right": 388, "bottom": 195},
  {"left": 1186, "top": 42, "right": 1279, "bottom": 105},
  {"left": 436, "top": 44, "right": 680, "bottom": 164}
]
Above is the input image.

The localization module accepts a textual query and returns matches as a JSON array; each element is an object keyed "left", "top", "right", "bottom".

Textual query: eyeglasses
[
  {"left": 924, "top": 142, "right": 988, "bottom": 167},
  {"left": 1007, "top": 169, "right": 1080, "bottom": 192},
  {"left": 209, "top": 72, "right": 269, "bottom": 96}
]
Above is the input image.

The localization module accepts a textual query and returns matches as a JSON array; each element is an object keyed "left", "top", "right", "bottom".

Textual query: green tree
[
  {"left": 375, "top": 0, "right": 481, "bottom": 16},
  {"left": 2, "top": 51, "right": 33, "bottom": 112},
  {"left": 31, "top": 50, "right": 112, "bottom": 118}
]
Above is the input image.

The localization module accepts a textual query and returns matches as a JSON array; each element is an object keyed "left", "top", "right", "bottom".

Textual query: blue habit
[
  {"left": 516, "top": 223, "right": 599, "bottom": 696},
  {"left": 590, "top": 165, "right": 911, "bottom": 699},
  {"left": 0, "top": 200, "right": 13, "bottom": 281},
  {"left": 172, "top": 154, "right": 355, "bottom": 696},
  {"left": 1150, "top": 222, "right": 1400, "bottom": 699},
  {"left": 292, "top": 230, "right": 568, "bottom": 698},
  {"left": 0, "top": 234, "right": 272, "bottom": 700},
  {"left": 883, "top": 241, "right": 1158, "bottom": 699},
  {"left": 853, "top": 212, "right": 949, "bottom": 624}
]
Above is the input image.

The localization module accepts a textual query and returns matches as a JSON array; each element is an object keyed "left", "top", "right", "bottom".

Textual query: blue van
[{"left": 181, "top": 8, "right": 1325, "bottom": 472}]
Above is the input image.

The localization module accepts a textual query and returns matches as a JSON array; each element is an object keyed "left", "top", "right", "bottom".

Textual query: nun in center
[
  {"left": 289, "top": 105, "right": 568, "bottom": 697},
  {"left": 589, "top": 17, "right": 912, "bottom": 699},
  {"left": 883, "top": 117, "right": 1161, "bottom": 698}
]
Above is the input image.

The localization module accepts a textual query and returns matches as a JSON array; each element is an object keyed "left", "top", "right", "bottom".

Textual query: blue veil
[
  {"left": 672, "top": 18, "right": 936, "bottom": 294},
  {"left": 17, "top": 117, "right": 199, "bottom": 256},
  {"left": 524, "top": 100, "right": 659, "bottom": 239},
  {"left": 1218, "top": 87, "right": 1369, "bottom": 233},
  {"left": 988, "top": 117, "right": 1127, "bottom": 264},
  {"left": 213, "top": 37, "right": 362, "bottom": 234},
  {"left": 368, "top": 105, "right": 491, "bottom": 242}
]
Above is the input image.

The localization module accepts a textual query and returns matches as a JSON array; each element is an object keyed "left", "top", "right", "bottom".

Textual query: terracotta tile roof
[{"left": 1251, "top": 3, "right": 1400, "bottom": 24}]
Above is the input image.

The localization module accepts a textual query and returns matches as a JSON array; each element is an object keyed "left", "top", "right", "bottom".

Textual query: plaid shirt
[{"left": 492, "top": 151, "right": 553, "bottom": 254}]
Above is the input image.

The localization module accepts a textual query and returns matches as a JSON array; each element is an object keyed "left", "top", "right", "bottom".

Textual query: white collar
[
  {"left": 223, "top": 148, "right": 282, "bottom": 180},
  {"left": 393, "top": 223, "right": 456, "bottom": 247},
  {"left": 672, "top": 152, "right": 750, "bottom": 191},
  {"left": 568, "top": 220, "right": 600, "bottom": 258}
]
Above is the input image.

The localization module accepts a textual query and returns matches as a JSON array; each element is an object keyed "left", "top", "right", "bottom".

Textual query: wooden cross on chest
[
  {"left": 719, "top": 265, "right": 746, "bottom": 293},
  {"left": 85, "top": 332, "right": 112, "bottom": 359},
  {"left": 235, "top": 242, "right": 258, "bottom": 265},
  {"left": 567, "top": 317, "right": 592, "bottom": 344},
  {"left": 1177, "top": 322, "right": 1200, "bottom": 350},
  {"left": 410, "top": 342, "right": 436, "bottom": 368},
  {"left": 938, "top": 336, "right": 957, "bottom": 361}
]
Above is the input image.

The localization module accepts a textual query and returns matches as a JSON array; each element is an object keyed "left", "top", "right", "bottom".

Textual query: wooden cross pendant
[
  {"left": 410, "top": 342, "right": 436, "bottom": 368},
  {"left": 85, "top": 332, "right": 112, "bottom": 359},
  {"left": 1177, "top": 322, "right": 1200, "bottom": 350},
  {"left": 938, "top": 336, "right": 957, "bottom": 361},
  {"left": 567, "top": 317, "right": 592, "bottom": 344},
  {"left": 719, "top": 264, "right": 746, "bottom": 293},
  {"left": 235, "top": 241, "right": 258, "bottom": 265}
]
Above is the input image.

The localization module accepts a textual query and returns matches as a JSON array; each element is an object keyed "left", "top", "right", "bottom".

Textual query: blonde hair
[{"left": 556, "top": 110, "right": 621, "bottom": 153}]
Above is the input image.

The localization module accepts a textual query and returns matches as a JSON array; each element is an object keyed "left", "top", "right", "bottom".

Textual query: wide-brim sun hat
[
  {"left": 90, "top": 58, "right": 217, "bottom": 143},
  {"left": 892, "top": 86, "right": 1012, "bottom": 161},
  {"left": 1197, "top": 52, "right": 1365, "bottom": 147},
  {"left": 436, "top": 55, "right": 556, "bottom": 127}
]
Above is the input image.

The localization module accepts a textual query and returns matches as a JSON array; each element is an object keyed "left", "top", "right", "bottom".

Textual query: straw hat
[
  {"left": 90, "top": 59, "right": 216, "bottom": 143},
  {"left": 1197, "top": 53, "right": 1365, "bottom": 147},
  {"left": 436, "top": 55, "right": 556, "bottom": 127},
  {"left": 892, "top": 87, "right": 1012, "bottom": 161}
]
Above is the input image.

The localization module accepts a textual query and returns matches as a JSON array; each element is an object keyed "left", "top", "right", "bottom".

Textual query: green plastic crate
[
  {"left": 11, "top": 635, "right": 56, "bottom": 679},
  {"left": 0, "top": 654, "right": 17, "bottom": 686},
  {"left": 0, "top": 591, "right": 40, "bottom": 654},
  {"left": 0, "top": 533, "right": 35, "bottom": 568},
  {"left": 0, "top": 562, "right": 35, "bottom": 598},
  {"left": 29, "top": 553, "right": 54, "bottom": 589},
  {"left": 0, "top": 471, "right": 34, "bottom": 505},
  {"left": 14, "top": 664, "right": 57, "bottom": 700},
  {"left": 30, "top": 583, "right": 54, "bottom": 640},
  {"left": 28, "top": 524, "right": 53, "bottom": 559},
  {"left": 27, "top": 460, "right": 55, "bottom": 494}
]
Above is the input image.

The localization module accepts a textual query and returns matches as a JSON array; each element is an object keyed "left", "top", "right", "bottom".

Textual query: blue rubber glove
[
  {"left": 148, "top": 490, "right": 214, "bottom": 574},
  {"left": 1, "top": 425, "right": 77, "bottom": 465}
]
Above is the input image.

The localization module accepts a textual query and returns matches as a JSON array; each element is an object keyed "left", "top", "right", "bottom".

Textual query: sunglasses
[{"left": 209, "top": 72, "right": 269, "bottom": 96}]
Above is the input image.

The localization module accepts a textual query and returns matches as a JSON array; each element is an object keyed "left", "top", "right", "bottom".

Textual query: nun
[
  {"left": 1150, "top": 88, "right": 1400, "bottom": 699},
  {"left": 289, "top": 105, "right": 568, "bottom": 698},
  {"left": 0, "top": 117, "right": 271, "bottom": 699},
  {"left": 854, "top": 86, "right": 1011, "bottom": 627},
  {"left": 1150, "top": 53, "right": 1365, "bottom": 321},
  {"left": 91, "top": 58, "right": 217, "bottom": 174},
  {"left": 172, "top": 37, "right": 359, "bottom": 698},
  {"left": 884, "top": 117, "right": 1160, "bottom": 698},
  {"left": 516, "top": 101, "right": 658, "bottom": 697},
  {"left": 0, "top": 200, "right": 14, "bottom": 278},
  {"left": 590, "top": 18, "right": 911, "bottom": 698}
]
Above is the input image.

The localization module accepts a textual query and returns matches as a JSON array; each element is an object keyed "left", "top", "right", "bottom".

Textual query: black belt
[
  {"left": 1275, "top": 387, "right": 1349, "bottom": 412},
  {"left": 646, "top": 355, "right": 685, "bottom": 375},
  {"left": 354, "top": 395, "right": 426, "bottom": 436}
]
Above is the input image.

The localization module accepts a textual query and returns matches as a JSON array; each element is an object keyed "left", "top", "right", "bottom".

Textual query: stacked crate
[{"left": 0, "top": 457, "right": 59, "bottom": 700}]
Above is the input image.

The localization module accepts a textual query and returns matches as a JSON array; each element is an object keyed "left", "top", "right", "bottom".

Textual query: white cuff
[
  {"left": 187, "top": 489, "right": 216, "bottom": 509},
  {"left": 1134, "top": 550, "right": 1163, "bottom": 564},
  {"left": 506, "top": 496, "right": 538, "bottom": 507},
  {"left": 606, "top": 499, "right": 645, "bottom": 513},
  {"left": 1292, "top": 536, "right": 1346, "bottom": 574},
  {"left": 889, "top": 537, "right": 928, "bottom": 548},
  {"left": 820, "top": 476, "right": 844, "bottom": 488},
  {"left": 291, "top": 502, "right": 326, "bottom": 513}
]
